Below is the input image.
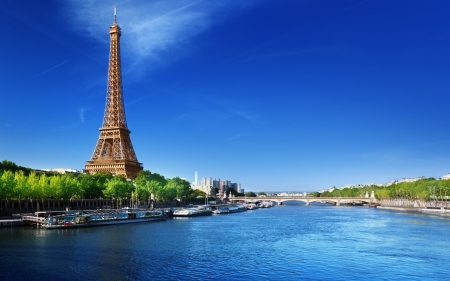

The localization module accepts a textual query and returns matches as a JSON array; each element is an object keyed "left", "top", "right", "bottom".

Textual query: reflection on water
[{"left": 1, "top": 206, "right": 449, "bottom": 280}]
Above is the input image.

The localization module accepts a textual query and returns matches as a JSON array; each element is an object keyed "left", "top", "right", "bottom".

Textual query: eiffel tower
[{"left": 85, "top": 7, "right": 143, "bottom": 179}]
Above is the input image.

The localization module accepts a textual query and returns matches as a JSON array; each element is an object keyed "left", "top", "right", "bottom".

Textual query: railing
[{"left": 22, "top": 216, "right": 46, "bottom": 224}]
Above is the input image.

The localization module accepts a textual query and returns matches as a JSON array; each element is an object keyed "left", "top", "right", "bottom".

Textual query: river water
[{"left": 0, "top": 203, "right": 449, "bottom": 281}]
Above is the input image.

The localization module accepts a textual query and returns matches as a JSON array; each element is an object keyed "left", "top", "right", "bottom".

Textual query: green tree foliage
[
  {"left": 78, "top": 173, "right": 112, "bottom": 199},
  {"left": 135, "top": 170, "right": 152, "bottom": 189},
  {"left": 27, "top": 171, "right": 40, "bottom": 213},
  {"left": 318, "top": 178, "right": 450, "bottom": 203},
  {"left": 245, "top": 191, "right": 257, "bottom": 197},
  {"left": 157, "top": 183, "right": 177, "bottom": 203},
  {"left": 37, "top": 173, "right": 51, "bottom": 210},
  {"left": 192, "top": 189, "right": 206, "bottom": 197},
  {"left": 103, "top": 176, "right": 133, "bottom": 207},
  {"left": 14, "top": 170, "right": 28, "bottom": 213},
  {"left": 0, "top": 160, "right": 198, "bottom": 208},
  {"left": 50, "top": 174, "right": 83, "bottom": 207},
  {"left": 0, "top": 160, "right": 32, "bottom": 175},
  {"left": 135, "top": 171, "right": 193, "bottom": 204},
  {"left": 144, "top": 180, "right": 162, "bottom": 203},
  {"left": 0, "top": 170, "right": 15, "bottom": 208}
]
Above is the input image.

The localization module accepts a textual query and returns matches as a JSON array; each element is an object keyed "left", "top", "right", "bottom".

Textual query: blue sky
[{"left": 1, "top": 0, "right": 450, "bottom": 192}]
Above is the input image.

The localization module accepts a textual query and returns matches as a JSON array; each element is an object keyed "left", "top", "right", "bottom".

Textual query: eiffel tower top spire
[
  {"left": 103, "top": 6, "right": 125, "bottom": 129},
  {"left": 85, "top": 7, "right": 143, "bottom": 179}
]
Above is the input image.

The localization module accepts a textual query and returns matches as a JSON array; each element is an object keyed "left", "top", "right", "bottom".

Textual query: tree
[
  {"left": 157, "top": 183, "right": 177, "bottom": 203},
  {"left": 147, "top": 180, "right": 162, "bottom": 202},
  {"left": 0, "top": 170, "right": 15, "bottom": 210},
  {"left": 103, "top": 176, "right": 133, "bottom": 208},
  {"left": 245, "top": 191, "right": 257, "bottom": 197},
  {"left": 78, "top": 173, "right": 109, "bottom": 199},
  {"left": 0, "top": 160, "right": 32, "bottom": 175},
  {"left": 14, "top": 170, "right": 29, "bottom": 214},
  {"left": 135, "top": 170, "right": 152, "bottom": 189},
  {"left": 191, "top": 189, "right": 205, "bottom": 197},
  {"left": 49, "top": 174, "right": 83, "bottom": 208},
  {"left": 149, "top": 173, "right": 167, "bottom": 186},
  {"left": 27, "top": 171, "right": 40, "bottom": 213},
  {"left": 166, "top": 177, "right": 191, "bottom": 199},
  {"left": 37, "top": 173, "right": 51, "bottom": 211}
]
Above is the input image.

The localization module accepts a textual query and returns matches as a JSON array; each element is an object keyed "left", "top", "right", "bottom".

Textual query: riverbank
[
  {"left": 377, "top": 206, "right": 422, "bottom": 212},
  {"left": 2, "top": 204, "right": 449, "bottom": 227}
]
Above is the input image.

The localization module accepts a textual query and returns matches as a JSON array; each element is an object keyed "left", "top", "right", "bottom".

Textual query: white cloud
[
  {"left": 64, "top": 0, "right": 254, "bottom": 72},
  {"left": 79, "top": 108, "right": 85, "bottom": 122}
]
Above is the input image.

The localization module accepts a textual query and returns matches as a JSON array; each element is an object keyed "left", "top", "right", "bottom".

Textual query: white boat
[
  {"left": 212, "top": 206, "right": 230, "bottom": 214},
  {"left": 246, "top": 203, "right": 258, "bottom": 210},
  {"left": 260, "top": 202, "right": 272, "bottom": 208},
  {"left": 228, "top": 204, "right": 247, "bottom": 213},
  {"left": 173, "top": 206, "right": 213, "bottom": 217},
  {"left": 42, "top": 209, "right": 165, "bottom": 229}
]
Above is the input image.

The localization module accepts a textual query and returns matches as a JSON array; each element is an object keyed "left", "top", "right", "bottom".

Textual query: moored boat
[
  {"left": 260, "top": 201, "right": 272, "bottom": 208},
  {"left": 162, "top": 209, "right": 175, "bottom": 217},
  {"left": 228, "top": 204, "right": 247, "bottom": 213},
  {"left": 212, "top": 206, "right": 230, "bottom": 214},
  {"left": 173, "top": 206, "right": 213, "bottom": 217},
  {"left": 246, "top": 203, "right": 258, "bottom": 210},
  {"left": 42, "top": 209, "right": 165, "bottom": 229}
]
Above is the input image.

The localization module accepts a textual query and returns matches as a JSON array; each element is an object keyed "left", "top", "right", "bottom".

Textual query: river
[{"left": 0, "top": 203, "right": 449, "bottom": 280}]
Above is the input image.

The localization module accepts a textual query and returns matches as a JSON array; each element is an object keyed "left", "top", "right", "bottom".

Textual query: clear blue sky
[{"left": 1, "top": 0, "right": 450, "bottom": 192}]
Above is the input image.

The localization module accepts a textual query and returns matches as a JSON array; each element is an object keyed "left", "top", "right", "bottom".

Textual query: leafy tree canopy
[{"left": 245, "top": 191, "right": 257, "bottom": 197}]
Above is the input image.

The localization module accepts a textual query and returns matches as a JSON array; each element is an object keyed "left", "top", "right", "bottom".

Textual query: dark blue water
[{"left": 1, "top": 204, "right": 449, "bottom": 280}]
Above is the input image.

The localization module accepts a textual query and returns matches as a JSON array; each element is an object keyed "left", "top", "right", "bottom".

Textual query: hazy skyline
[{"left": 1, "top": 0, "right": 450, "bottom": 191}]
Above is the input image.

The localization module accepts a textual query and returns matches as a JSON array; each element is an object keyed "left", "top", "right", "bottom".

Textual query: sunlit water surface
[{"left": 1, "top": 204, "right": 449, "bottom": 280}]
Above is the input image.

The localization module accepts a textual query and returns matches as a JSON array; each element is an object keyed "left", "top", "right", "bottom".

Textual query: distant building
[
  {"left": 192, "top": 173, "right": 242, "bottom": 196},
  {"left": 49, "top": 168, "right": 83, "bottom": 174},
  {"left": 397, "top": 177, "right": 425, "bottom": 183}
]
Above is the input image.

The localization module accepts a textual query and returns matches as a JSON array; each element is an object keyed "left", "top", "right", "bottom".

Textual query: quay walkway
[
  {"left": 0, "top": 213, "right": 46, "bottom": 227},
  {"left": 0, "top": 217, "right": 27, "bottom": 227}
]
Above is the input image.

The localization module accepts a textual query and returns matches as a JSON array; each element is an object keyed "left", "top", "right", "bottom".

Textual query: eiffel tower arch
[{"left": 85, "top": 7, "right": 143, "bottom": 179}]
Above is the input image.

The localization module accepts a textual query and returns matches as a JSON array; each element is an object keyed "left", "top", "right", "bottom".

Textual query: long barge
[{"left": 41, "top": 209, "right": 166, "bottom": 229}]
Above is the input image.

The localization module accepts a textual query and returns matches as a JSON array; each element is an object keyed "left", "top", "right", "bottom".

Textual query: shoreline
[
  {"left": 376, "top": 206, "right": 422, "bottom": 212},
  {"left": 2, "top": 205, "right": 449, "bottom": 227}
]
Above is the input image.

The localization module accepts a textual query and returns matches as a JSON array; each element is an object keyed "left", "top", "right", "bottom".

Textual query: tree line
[
  {"left": 312, "top": 178, "right": 450, "bottom": 202},
  {"left": 0, "top": 160, "right": 199, "bottom": 212}
]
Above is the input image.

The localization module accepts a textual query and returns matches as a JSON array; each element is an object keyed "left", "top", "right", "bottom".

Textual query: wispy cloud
[
  {"left": 126, "top": 77, "right": 188, "bottom": 106},
  {"left": 79, "top": 108, "right": 85, "bottom": 122},
  {"left": 36, "top": 59, "right": 70, "bottom": 77},
  {"left": 234, "top": 110, "right": 260, "bottom": 123},
  {"left": 64, "top": 0, "right": 254, "bottom": 73}
]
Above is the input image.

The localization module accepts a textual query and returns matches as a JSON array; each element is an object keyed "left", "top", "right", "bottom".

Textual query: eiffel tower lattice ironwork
[{"left": 85, "top": 7, "right": 143, "bottom": 179}]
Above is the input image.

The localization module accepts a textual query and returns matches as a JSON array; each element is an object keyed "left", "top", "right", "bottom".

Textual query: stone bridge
[{"left": 229, "top": 196, "right": 378, "bottom": 206}]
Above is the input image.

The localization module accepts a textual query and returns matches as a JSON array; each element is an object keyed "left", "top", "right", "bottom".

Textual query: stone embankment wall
[{"left": 379, "top": 199, "right": 449, "bottom": 208}]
